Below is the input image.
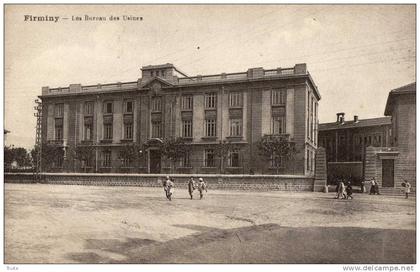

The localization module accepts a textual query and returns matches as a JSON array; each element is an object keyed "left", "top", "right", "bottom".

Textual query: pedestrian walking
[
  {"left": 197, "top": 177, "right": 207, "bottom": 199},
  {"left": 402, "top": 180, "right": 411, "bottom": 199},
  {"left": 187, "top": 177, "right": 196, "bottom": 199},
  {"left": 346, "top": 182, "right": 353, "bottom": 200},
  {"left": 165, "top": 177, "right": 174, "bottom": 201},
  {"left": 335, "top": 179, "right": 340, "bottom": 199},
  {"left": 339, "top": 180, "right": 346, "bottom": 199},
  {"left": 369, "top": 178, "right": 376, "bottom": 195},
  {"left": 360, "top": 180, "right": 366, "bottom": 193}
]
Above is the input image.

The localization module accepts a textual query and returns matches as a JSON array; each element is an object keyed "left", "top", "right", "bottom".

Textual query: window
[
  {"left": 84, "top": 123, "right": 92, "bottom": 140},
  {"left": 104, "top": 124, "right": 113, "bottom": 140},
  {"left": 124, "top": 124, "right": 133, "bottom": 140},
  {"left": 84, "top": 102, "right": 94, "bottom": 116},
  {"left": 307, "top": 150, "right": 310, "bottom": 171},
  {"left": 182, "top": 120, "right": 193, "bottom": 138},
  {"left": 122, "top": 157, "right": 131, "bottom": 167},
  {"left": 55, "top": 103, "right": 64, "bottom": 117},
  {"left": 152, "top": 121, "right": 162, "bottom": 138},
  {"left": 124, "top": 100, "right": 133, "bottom": 113},
  {"left": 205, "top": 93, "right": 217, "bottom": 109},
  {"left": 205, "top": 119, "right": 217, "bottom": 137},
  {"left": 161, "top": 70, "right": 165, "bottom": 77},
  {"left": 102, "top": 151, "right": 111, "bottom": 167},
  {"left": 229, "top": 119, "right": 242, "bottom": 137},
  {"left": 151, "top": 71, "right": 154, "bottom": 77},
  {"left": 272, "top": 116, "right": 286, "bottom": 134},
  {"left": 152, "top": 97, "right": 162, "bottom": 112},
  {"left": 272, "top": 89, "right": 286, "bottom": 105},
  {"left": 180, "top": 151, "right": 191, "bottom": 167},
  {"left": 229, "top": 92, "right": 242, "bottom": 107},
  {"left": 229, "top": 149, "right": 240, "bottom": 167},
  {"left": 55, "top": 124, "right": 63, "bottom": 140},
  {"left": 55, "top": 155, "right": 63, "bottom": 168},
  {"left": 204, "top": 149, "right": 215, "bottom": 167},
  {"left": 271, "top": 154, "right": 282, "bottom": 168},
  {"left": 103, "top": 101, "right": 113, "bottom": 114},
  {"left": 182, "top": 95, "right": 193, "bottom": 110}
]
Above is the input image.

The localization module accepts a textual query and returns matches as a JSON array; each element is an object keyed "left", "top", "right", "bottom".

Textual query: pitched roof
[
  {"left": 384, "top": 82, "right": 416, "bottom": 115},
  {"left": 319, "top": 117, "right": 391, "bottom": 131}
]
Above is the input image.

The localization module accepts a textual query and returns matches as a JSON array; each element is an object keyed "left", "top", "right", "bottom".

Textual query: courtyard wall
[{"left": 5, "top": 173, "right": 314, "bottom": 191}]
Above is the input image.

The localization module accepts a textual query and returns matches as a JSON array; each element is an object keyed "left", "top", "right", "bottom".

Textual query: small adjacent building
[
  {"left": 318, "top": 113, "right": 392, "bottom": 184},
  {"left": 380, "top": 82, "right": 416, "bottom": 188},
  {"left": 39, "top": 63, "right": 320, "bottom": 175}
]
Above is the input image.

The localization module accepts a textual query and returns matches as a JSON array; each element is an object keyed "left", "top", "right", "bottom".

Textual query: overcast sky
[{"left": 5, "top": 4, "right": 415, "bottom": 149}]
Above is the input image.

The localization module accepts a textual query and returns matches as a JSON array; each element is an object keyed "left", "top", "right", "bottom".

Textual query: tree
[
  {"left": 4, "top": 145, "right": 31, "bottom": 169},
  {"left": 160, "top": 137, "right": 190, "bottom": 173},
  {"left": 257, "top": 135, "right": 297, "bottom": 174},
  {"left": 40, "top": 144, "right": 64, "bottom": 171},
  {"left": 75, "top": 144, "right": 96, "bottom": 172},
  {"left": 213, "top": 140, "right": 236, "bottom": 174},
  {"left": 118, "top": 143, "right": 142, "bottom": 171}
]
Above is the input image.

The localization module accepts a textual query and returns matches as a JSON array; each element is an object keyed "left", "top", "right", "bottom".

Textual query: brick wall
[{"left": 5, "top": 173, "right": 315, "bottom": 191}]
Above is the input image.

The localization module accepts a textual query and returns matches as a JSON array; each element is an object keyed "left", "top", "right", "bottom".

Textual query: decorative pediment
[{"left": 140, "top": 77, "right": 174, "bottom": 96}]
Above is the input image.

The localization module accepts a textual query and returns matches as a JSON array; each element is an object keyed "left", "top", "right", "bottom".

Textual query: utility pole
[{"left": 34, "top": 99, "right": 42, "bottom": 181}]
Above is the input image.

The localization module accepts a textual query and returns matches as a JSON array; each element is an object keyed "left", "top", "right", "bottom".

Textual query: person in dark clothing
[
  {"left": 346, "top": 182, "right": 353, "bottom": 199},
  {"left": 335, "top": 179, "right": 340, "bottom": 199},
  {"left": 187, "top": 177, "right": 196, "bottom": 199}
]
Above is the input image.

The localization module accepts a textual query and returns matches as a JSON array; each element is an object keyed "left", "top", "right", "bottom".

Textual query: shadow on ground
[{"left": 65, "top": 223, "right": 415, "bottom": 264}]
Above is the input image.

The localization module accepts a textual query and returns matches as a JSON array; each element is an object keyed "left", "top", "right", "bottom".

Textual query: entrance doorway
[
  {"left": 382, "top": 159, "right": 394, "bottom": 187},
  {"left": 149, "top": 149, "right": 161, "bottom": 173}
]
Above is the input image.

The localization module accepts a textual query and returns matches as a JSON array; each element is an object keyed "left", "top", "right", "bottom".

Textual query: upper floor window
[
  {"left": 152, "top": 121, "right": 162, "bottom": 138},
  {"left": 84, "top": 101, "right": 94, "bottom": 116},
  {"left": 229, "top": 119, "right": 242, "bottom": 137},
  {"left": 55, "top": 123, "right": 63, "bottom": 141},
  {"left": 55, "top": 103, "right": 64, "bottom": 117},
  {"left": 182, "top": 95, "right": 193, "bottom": 110},
  {"left": 182, "top": 120, "right": 193, "bottom": 138},
  {"left": 229, "top": 92, "right": 242, "bottom": 108},
  {"left": 205, "top": 119, "right": 217, "bottom": 137},
  {"left": 103, "top": 101, "right": 113, "bottom": 115},
  {"left": 124, "top": 100, "right": 133, "bottom": 114},
  {"left": 104, "top": 124, "right": 113, "bottom": 140},
  {"left": 84, "top": 123, "right": 92, "bottom": 141},
  {"left": 272, "top": 116, "right": 286, "bottom": 135},
  {"left": 124, "top": 123, "right": 133, "bottom": 140},
  {"left": 152, "top": 97, "right": 162, "bottom": 112},
  {"left": 205, "top": 93, "right": 217, "bottom": 109},
  {"left": 272, "top": 89, "right": 286, "bottom": 105}
]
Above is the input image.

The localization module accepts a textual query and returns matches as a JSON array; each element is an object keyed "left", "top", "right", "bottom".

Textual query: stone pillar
[
  {"left": 313, "top": 147, "right": 327, "bottom": 192},
  {"left": 364, "top": 146, "right": 378, "bottom": 193}
]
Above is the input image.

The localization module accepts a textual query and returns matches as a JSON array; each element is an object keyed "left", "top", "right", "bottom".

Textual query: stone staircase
[{"left": 376, "top": 187, "right": 416, "bottom": 197}]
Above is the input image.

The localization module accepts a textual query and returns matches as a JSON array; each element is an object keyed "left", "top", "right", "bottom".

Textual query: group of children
[
  {"left": 335, "top": 180, "right": 353, "bottom": 200},
  {"left": 162, "top": 176, "right": 207, "bottom": 201}
]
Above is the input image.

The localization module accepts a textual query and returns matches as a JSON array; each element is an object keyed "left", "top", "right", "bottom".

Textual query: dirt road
[{"left": 5, "top": 183, "right": 416, "bottom": 263}]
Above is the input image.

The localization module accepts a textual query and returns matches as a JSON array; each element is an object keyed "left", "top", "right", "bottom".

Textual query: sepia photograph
[{"left": 3, "top": 3, "right": 416, "bottom": 270}]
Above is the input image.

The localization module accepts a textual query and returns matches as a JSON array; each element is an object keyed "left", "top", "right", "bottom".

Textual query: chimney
[
  {"left": 336, "top": 112, "right": 345, "bottom": 124},
  {"left": 354, "top": 115, "right": 359, "bottom": 123}
]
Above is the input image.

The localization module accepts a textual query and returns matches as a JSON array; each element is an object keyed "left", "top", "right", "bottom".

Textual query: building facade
[
  {"left": 319, "top": 113, "right": 392, "bottom": 162},
  {"left": 380, "top": 82, "right": 416, "bottom": 187},
  {"left": 39, "top": 63, "right": 320, "bottom": 175},
  {"left": 318, "top": 113, "right": 392, "bottom": 184}
]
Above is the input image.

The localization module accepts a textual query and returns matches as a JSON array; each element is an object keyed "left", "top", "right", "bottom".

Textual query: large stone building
[{"left": 39, "top": 63, "right": 320, "bottom": 175}]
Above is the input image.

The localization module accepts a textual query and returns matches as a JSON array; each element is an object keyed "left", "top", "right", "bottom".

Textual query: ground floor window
[
  {"left": 102, "top": 151, "right": 112, "bottom": 167},
  {"left": 180, "top": 151, "right": 191, "bottom": 167},
  {"left": 204, "top": 149, "right": 215, "bottom": 167},
  {"left": 228, "top": 149, "right": 240, "bottom": 167}
]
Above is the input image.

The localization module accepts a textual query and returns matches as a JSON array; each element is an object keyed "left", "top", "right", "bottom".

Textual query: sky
[{"left": 4, "top": 4, "right": 416, "bottom": 149}]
